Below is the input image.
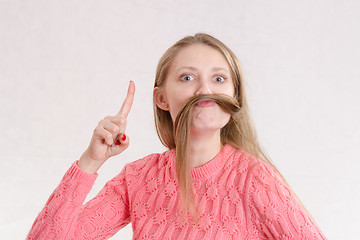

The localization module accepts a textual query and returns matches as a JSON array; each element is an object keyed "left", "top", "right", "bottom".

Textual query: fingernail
[
  {"left": 116, "top": 140, "right": 121, "bottom": 145},
  {"left": 122, "top": 134, "right": 126, "bottom": 141}
]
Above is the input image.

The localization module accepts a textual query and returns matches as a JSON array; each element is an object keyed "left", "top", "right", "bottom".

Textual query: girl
[{"left": 27, "top": 33, "right": 326, "bottom": 239}]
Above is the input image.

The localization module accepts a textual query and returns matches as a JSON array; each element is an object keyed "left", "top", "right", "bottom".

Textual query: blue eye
[
  {"left": 214, "top": 76, "right": 225, "bottom": 83},
  {"left": 181, "top": 74, "right": 194, "bottom": 81}
]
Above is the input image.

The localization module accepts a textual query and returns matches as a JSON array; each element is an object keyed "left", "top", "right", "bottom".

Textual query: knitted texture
[{"left": 27, "top": 145, "right": 326, "bottom": 239}]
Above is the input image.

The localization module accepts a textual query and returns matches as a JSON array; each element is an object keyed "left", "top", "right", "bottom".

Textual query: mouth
[{"left": 195, "top": 100, "right": 216, "bottom": 107}]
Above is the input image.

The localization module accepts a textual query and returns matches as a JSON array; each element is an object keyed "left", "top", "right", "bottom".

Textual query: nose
[{"left": 195, "top": 80, "right": 212, "bottom": 95}]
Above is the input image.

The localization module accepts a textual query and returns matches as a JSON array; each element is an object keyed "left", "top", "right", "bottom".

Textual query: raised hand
[{"left": 78, "top": 81, "right": 135, "bottom": 174}]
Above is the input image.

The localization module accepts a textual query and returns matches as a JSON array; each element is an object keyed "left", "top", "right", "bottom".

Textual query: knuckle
[
  {"left": 112, "top": 125, "right": 120, "bottom": 133},
  {"left": 118, "top": 117, "right": 127, "bottom": 125},
  {"left": 98, "top": 119, "right": 105, "bottom": 126},
  {"left": 106, "top": 133, "right": 113, "bottom": 141},
  {"left": 94, "top": 126, "right": 101, "bottom": 134}
]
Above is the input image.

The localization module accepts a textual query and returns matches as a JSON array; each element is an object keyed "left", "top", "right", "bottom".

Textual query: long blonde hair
[{"left": 153, "top": 33, "right": 278, "bottom": 218}]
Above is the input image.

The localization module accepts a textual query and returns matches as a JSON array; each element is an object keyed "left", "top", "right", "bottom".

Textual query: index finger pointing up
[{"left": 117, "top": 80, "right": 135, "bottom": 118}]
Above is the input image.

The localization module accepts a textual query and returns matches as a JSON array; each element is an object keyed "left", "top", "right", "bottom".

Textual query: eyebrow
[
  {"left": 176, "top": 66, "right": 197, "bottom": 72},
  {"left": 211, "top": 67, "right": 229, "bottom": 72},
  {"left": 176, "top": 66, "right": 229, "bottom": 72}
]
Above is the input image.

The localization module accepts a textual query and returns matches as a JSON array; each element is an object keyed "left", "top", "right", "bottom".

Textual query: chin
[
  {"left": 190, "top": 121, "right": 227, "bottom": 133},
  {"left": 191, "top": 114, "right": 230, "bottom": 131}
]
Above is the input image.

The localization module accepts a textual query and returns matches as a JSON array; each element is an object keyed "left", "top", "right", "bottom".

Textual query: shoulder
[
  {"left": 238, "top": 152, "right": 294, "bottom": 212},
  {"left": 122, "top": 148, "right": 176, "bottom": 179},
  {"left": 223, "top": 145, "right": 268, "bottom": 176},
  {"left": 228, "top": 146, "right": 282, "bottom": 180},
  {"left": 224, "top": 145, "right": 289, "bottom": 194}
]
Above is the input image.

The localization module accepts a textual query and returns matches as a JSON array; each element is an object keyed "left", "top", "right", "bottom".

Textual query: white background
[{"left": 1, "top": 0, "right": 359, "bottom": 239}]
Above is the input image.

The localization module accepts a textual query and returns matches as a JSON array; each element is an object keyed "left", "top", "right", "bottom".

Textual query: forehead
[{"left": 171, "top": 44, "right": 230, "bottom": 71}]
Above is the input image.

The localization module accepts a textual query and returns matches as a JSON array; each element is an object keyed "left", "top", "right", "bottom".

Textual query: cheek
[
  {"left": 214, "top": 111, "right": 231, "bottom": 128},
  {"left": 168, "top": 95, "right": 192, "bottom": 122},
  {"left": 168, "top": 100, "right": 183, "bottom": 123}
]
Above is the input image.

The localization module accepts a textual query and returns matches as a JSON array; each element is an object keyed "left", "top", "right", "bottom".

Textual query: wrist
[{"left": 78, "top": 154, "right": 102, "bottom": 175}]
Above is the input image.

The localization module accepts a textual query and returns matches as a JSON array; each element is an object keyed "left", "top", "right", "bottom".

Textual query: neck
[{"left": 189, "top": 129, "right": 223, "bottom": 169}]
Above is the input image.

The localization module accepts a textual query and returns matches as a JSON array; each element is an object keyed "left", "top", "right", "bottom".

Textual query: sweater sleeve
[
  {"left": 247, "top": 161, "right": 327, "bottom": 240},
  {"left": 26, "top": 161, "right": 131, "bottom": 240}
]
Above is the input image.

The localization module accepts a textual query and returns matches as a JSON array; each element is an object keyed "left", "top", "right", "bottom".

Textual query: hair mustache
[
  {"left": 174, "top": 94, "right": 241, "bottom": 140},
  {"left": 172, "top": 94, "right": 242, "bottom": 217}
]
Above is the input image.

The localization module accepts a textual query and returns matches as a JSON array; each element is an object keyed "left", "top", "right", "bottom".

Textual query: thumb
[{"left": 114, "top": 133, "right": 130, "bottom": 152}]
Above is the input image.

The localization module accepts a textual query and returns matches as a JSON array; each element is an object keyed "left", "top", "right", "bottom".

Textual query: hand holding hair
[{"left": 78, "top": 80, "right": 135, "bottom": 174}]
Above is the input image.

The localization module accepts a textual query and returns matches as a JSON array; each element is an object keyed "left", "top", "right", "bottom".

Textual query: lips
[{"left": 195, "top": 100, "right": 216, "bottom": 107}]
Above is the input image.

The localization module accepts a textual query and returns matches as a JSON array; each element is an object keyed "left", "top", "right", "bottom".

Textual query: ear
[{"left": 153, "top": 87, "right": 170, "bottom": 111}]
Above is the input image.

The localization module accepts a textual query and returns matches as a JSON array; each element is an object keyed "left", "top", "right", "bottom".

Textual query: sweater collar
[{"left": 190, "top": 144, "right": 235, "bottom": 179}]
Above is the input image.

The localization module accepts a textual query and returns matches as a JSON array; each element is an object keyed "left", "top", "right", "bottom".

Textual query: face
[{"left": 154, "top": 44, "right": 235, "bottom": 133}]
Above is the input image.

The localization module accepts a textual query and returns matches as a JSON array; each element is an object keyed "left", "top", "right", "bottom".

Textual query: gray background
[{"left": 1, "top": 0, "right": 359, "bottom": 239}]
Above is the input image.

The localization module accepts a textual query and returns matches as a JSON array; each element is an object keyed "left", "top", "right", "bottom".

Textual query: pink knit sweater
[{"left": 27, "top": 145, "right": 326, "bottom": 239}]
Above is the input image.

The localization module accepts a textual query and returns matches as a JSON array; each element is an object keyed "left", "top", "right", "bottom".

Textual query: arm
[
  {"left": 27, "top": 81, "right": 136, "bottom": 239},
  {"left": 26, "top": 161, "right": 130, "bottom": 240},
  {"left": 247, "top": 161, "right": 327, "bottom": 239}
]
